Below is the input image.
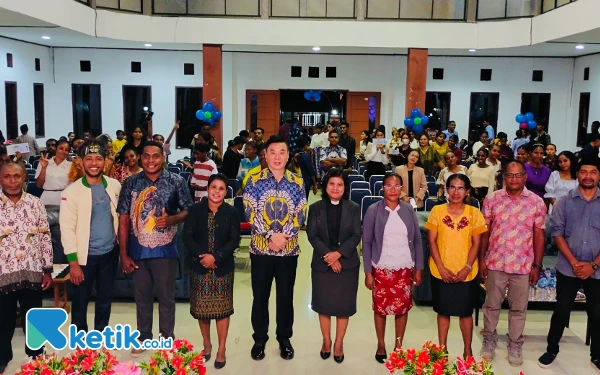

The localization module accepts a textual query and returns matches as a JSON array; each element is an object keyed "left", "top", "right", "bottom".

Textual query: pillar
[
  {"left": 405, "top": 48, "right": 428, "bottom": 117},
  {"left": 203, "top": 44, "right": 223, "bottom": 149}
]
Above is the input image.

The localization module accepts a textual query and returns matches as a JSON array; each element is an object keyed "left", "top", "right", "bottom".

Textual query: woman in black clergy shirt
[
  {"left": 183, "top": 173, "right": 241, "bottom": 370},
  {"left": 307, "top": 168, "right": 362, "bottom": 364}
]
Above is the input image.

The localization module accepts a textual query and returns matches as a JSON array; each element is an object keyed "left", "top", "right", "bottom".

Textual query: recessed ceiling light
[
  {"left": 576, "top": 45, "right": 585, "bottom": 50},
  {"left": 312, "top": 46, "right": 321, "bottom": 52},
  {"left": 144, "top": 43, "right": 152, "bottom": 47},
  {"left": 42, "top": 36, "right": 50, "bottom": 40},
  {"left": 469, "top": 49, "right": 477, "bottom": 52}
]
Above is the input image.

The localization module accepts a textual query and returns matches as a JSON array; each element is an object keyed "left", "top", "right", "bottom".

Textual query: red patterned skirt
[{"left": 372, "top": 267, "right": 414, "bottom": 316}]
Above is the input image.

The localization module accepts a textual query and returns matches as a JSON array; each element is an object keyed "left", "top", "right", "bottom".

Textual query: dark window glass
[
  {"left": 308, "top": 66, "right": 319, "bottom": 78},
  {"left": 35, "top": 58, "right": 41, "bottom": 72},
  {"left": 520, "top": 93, "right": 551, "bottom": 128},
  {"left": 184, "top": 63, "right": 195, "bottom": 75},
  {"left": 6, "top": 53, "right": 13, "bottom": 68},
  {"left": 131, "top": 61, "right": 142, "bottom": 73},
  {"left": 33, "top": 83, "right": 45, "bottom": 137},
  {"left": 468, "top": 92, "right": 499, "bottom": 142},
  {"left": 175, "top": 87, "right": 203, "bottom": 148},
  {"left": 432, "top": 68, "right": 444, "bottom": 80},
  {"left": 577, "top": 93, "right": 590, "bottom": 147},
  {"left": 80, "top": 60, "right": 91, "bottom": 72},
  {"left": 122, "top": 86, "right": 151, "bottom": 136},
  {"left": 5, "top": 82, "right": 17, "bottom": 139},
  {"left": 326, "top": 67, "right": 337, "bottom": 78},
  {"left": 425, "top": 92, "right": 451, "bottom": 131},
  {"left": 72, "top": 84, "right": 102, "bottom": 136},
  {"left": 532, "top": 70, "right": 544, "bottom": 82},
  {"left": 480, "top": 69, "right": 492, "bottom": 81},
  {"left": 291, "top": 66, "right": 302, "bottom": 77}
]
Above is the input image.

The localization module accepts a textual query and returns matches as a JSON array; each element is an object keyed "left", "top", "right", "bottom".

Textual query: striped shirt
[{"left": 191, "top": 159, "right": 217, "bottom": 201}]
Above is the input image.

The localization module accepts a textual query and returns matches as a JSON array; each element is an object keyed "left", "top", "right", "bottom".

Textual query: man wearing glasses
[{"left": 479, "top": 160, "right": 546, "bottom": 367}]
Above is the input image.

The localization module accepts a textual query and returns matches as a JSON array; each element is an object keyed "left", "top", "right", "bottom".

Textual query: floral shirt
[
  {"left": 482, "top": 188, "right": 547, "bottom": 275},
  {"left": 243, "top": 169, "right": 307, "bottom": 256},
  {"left": 0, "top": 191, "right": 53, "bottom": 294}
]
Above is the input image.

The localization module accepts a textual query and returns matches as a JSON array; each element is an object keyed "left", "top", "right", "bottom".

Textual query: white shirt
[
  {"left": 34, "top": 157, "right": 72, "bottom": 206},
  {"left": 365, "top": 142, "right": 388, "bottom": 164},
  {"left": 310, "top": 132, "right": 329, "bottom": 149},
  {"left": 544, "top": 171, "right": 578, "bottom": 199},
  {"left": 473, "top": 141, "right": 485, "bottom": 154},
  {"left": 375, "top": 205, "right": 414, "bottom": 270}
]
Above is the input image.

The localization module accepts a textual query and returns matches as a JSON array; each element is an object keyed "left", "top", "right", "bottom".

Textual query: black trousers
[
  {"left": 250, "top": 254, "right": 298, "bottom": 344},
  {"left": 71, "top": 249, "right": 118, "bottom": 333},
  {"left": 546, "top": 270, "right": 600, "bottom": 359},
  {"left": 0, "top": 288, "right": 44, "bottom": 364}
]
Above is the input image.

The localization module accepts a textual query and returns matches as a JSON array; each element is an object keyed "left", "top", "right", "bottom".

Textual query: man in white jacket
[{"left": 60, "top": 139, "right": 121, "bottom": 333}]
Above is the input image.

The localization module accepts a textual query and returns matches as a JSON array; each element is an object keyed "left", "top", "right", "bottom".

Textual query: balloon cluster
[
  {"left": 403, "top": 108, "right": 429, "bottom": 135},
  {"left": 304, "top": 90, "right": 322, "bottom": 102},
  {"left": 195, "top": 102, "right": 222, "bottom": 127},
  {"left": 515, "top": 112, "right": 536, "bottom": 131}
]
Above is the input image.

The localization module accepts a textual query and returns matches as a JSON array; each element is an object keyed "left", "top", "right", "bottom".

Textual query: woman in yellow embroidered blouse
[{"left": 425, "top": 173, "right": 487, "bottom": 359}]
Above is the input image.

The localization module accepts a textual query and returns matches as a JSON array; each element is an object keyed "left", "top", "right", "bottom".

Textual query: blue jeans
[{"left": 70, "top": 249, "right": 118, "bottom": 332}]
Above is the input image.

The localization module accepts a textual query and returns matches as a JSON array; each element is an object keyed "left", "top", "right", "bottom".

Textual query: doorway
[
  {"left": 123, "top": 85, "right": 152, "bottom": 137},
  {"left": 468, "top": 92, "right": 499, "bottom": 142}
]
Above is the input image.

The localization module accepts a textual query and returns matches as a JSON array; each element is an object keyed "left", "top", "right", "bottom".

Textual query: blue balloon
[
  {"left": 411, "top": 108, "right": 422, "bottom": 118},
  {"left": 525, "top": 112, "right": 535, "bottom": 121},
  {"left": 421, "top": 116, "right": 429, "bottom": 126},
  {"left": 404, "top": 117, "right": 413, "bottom": 127},
  {"left": 196, "top": 110, "right": 205, "bottom": 120},
  {"left": 313, "top": 93, "right": 321, "bottom": 102},
  {"left": 516, "top": 114, "right": 525, "bottom": 124},
  {"left": 527, "top": 120, "right": 537, "bottom": 130},
  {"left": 207, "top": 118, "right": 215, "bottom": 126},
  {"left": 213, "top": 110, "right": 222, "bottom": 121},
  {"left": 203, "top": 102, "right": 215, "bottom": 112},
  {"left": 304, "top": 91, "right": 312, "bottom": 100},
  {"left": 412, "top": 124, "right": 423, "bottom": 134}
]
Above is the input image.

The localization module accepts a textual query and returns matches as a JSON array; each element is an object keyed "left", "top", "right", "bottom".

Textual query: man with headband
[{"left": 59, "top": 139, "right": 122, "bottom": 333}]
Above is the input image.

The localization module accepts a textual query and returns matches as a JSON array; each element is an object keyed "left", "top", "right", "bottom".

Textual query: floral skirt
[
  {"left": 190, "top": 271, "right": 234, "bottom": 320},
  {"left": 372, "top": 267, "right": 413, "bottom": 316}
]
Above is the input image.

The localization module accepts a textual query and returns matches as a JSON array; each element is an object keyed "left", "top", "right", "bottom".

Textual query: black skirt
[
  {"left": 431, "top": 276, "right": 477, "bottom": 317},
  {"left": 311, "top": 266, "right": 359, "bottom": 317}
]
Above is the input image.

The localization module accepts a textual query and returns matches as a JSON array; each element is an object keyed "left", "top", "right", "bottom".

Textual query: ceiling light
[
  {"left": 331, "top": 109, "right": 338, "bottom": 115},
  {"left": 42, "top": 36, "right": 50, "bottom": 40},
  {"left": 576, "top": 45, "right": 585, "bottom": 50},
  {"left": 144, "top": 43, "right": 152, "bottom": 47},
  {"left": 312, "top": 46, "right": 321, "bottom": 52},
  {"left": 469, "top": 49, "right": 476, "bottom": 52}
]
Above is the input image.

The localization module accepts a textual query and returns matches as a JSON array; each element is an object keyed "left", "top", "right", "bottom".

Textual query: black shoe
[
  {"left": 334, "top": 355, "right": 345, "bottom": 363},
  {"left": 320, "top": 350, "right": 331, "bottom": 360},
  {"left": 375, "top": 352, "right": 387, "bottom": 363},
  {"left": 538, "top": 352, "right": 557, "bottom": 368},
  {"left": 591, "top": 359, "right": 600, "bottom": 373},
  {"left": 279, "top": 341, "right": 295, "bottom": 360},
  {"left": 251, "top": 343, "right": 266, "bottom": 361},
  {"left": 214, "top": 359, "right": 226, "bottom": 369}
]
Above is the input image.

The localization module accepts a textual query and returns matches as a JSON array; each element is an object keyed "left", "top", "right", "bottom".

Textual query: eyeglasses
[
  {"left": 504, "top": 173, "right": 526, "bottom": 179},
  {"left": 383, "top": 185, "right": 401, "bottom": 190},
  {"left": 447, "top": 186, "right": 466, "bottom": 192}
]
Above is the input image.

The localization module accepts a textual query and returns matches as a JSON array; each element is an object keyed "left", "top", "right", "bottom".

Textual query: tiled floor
[{"left": 5, "top": 197, "right": 598, "bottom": 374}]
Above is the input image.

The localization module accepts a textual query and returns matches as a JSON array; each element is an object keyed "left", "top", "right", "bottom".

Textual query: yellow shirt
[
  {"left": 431, "top": 142, "right": 449, "bottom": 166},
  {"left": 242, "top": 165, "right": 262, "bottom": 189},
  {"left": 424, "top": 204, "right": 487, "bottom": 282},
  {"left": 113, "top": 139, "right": 127, "bottom": 154}
]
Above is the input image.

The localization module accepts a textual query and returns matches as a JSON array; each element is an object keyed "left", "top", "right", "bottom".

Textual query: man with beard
[
  {"left": 538, "top": 156, "right": 600, "bottom": 371},
  {"left": 59, "top": 139, "right": 121, "bottom": 333}
]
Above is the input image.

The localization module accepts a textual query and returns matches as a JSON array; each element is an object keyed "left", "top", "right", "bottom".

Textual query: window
[
  {"left": 425, "top": 92, "right": 451, "bottom": 131},
  {"left": 308, "top": 67, "right": 320, "bottom": 78},
  {"left": 184, "top": 63, "right": 195, "bottom": 75},
  {"left": 326, "top": 67, "right": 337, "bottom": 78},
  {"left": 520, "top": 93, "right": 551, "bottom": 128},
  {"left": 175, "top": 87, "right": 203, "bottom": 148},
  {"left": 532, "top": 70, "right": 543, "bottom": 82},
  {"left": 5, "top": 82, "right": 18, "bottom": 139},
  {"left": 33, "top": 84, "right": 45, "bottom": 138},
  {"left": 123, "top": 85, "right": 151, "bottom": 136},
  {"left": 432, "top": 68, "right": 444, "bottom": 80},
  {"left": 468, "top": 92, "right": 499, "bottom": 142},
  {"left": 577, "top": 93, "right": 590, "bottom": 147},
  {"left": 72, "top": 84, "right": 102, "bottom": 136},
  {"left": 480, "top": 69, "right": 492, "bottom": 81},
  {"left": 6, "top": 53, "right": 13, "bottom": 68},
  {"left": 131, "top": 61, "right": 142, "bottom": 73},
  {"left": 80, "top": 60, "right": 91, "bottom": 72},
  {"left": 584, "top": 67, "right": 590, "bottom": 81},
  {"left": 35, "top": 58, "right": 41, "bottom": 72},
  {"left": 291, "top": 66, "right": 302, "bottom": 78}
]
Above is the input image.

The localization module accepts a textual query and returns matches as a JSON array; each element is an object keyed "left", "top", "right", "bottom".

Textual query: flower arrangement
[
  {"left": 16, "top": 348, "right": 118, "bottom": 375},
  {"left": 385, "top": 341, "right": 525, "bottom": 375},
  {"left": 140, "top": 339, "right": 206, "bottom": 375}
]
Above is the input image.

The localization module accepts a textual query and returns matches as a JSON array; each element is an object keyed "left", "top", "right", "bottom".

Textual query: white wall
[{"left": 0, "top": 38, "right": 53, "bottom": 140}]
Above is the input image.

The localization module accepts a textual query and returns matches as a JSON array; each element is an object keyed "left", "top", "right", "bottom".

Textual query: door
[
  {"left": 346, "top": 92, "right": 381, "bottom": 151},
  {"left": 246, "top": 90, "right": 280, "bottom": 138}
]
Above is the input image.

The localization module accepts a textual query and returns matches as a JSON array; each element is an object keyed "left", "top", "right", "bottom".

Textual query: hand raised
[{"left": 39, "top": 153, "right": 50, "bottom": 168}]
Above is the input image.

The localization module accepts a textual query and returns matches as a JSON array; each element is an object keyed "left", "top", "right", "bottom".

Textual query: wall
[
  {"left": 570, "top": 54, "right": 600, "bottom": 145},
  {"left": 0, "top": 37, "right": 53, "bottom": 141}
]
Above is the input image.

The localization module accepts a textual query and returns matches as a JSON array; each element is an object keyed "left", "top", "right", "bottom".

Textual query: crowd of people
[{"left": 0, "top": 116, "right": 599, "bottom": 374}]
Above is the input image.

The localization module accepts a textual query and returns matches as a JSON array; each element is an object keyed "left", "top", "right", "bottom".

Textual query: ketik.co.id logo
[{"left": 26, "top": 308, "right": 172, "bottom": 350}]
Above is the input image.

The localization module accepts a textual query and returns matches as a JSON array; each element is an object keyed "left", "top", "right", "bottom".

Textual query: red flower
[
  {"left": 406, "top": 349, "right": 416, "bottom": 362},
  {"left": 172, "top": 355, "right": 184, "bottom": 369},
  {"left": 40, "top": 369, "right": 53, "bottom": 375},
  {"left": 149, "top": 358, "right": 157, "bottom": 368},
  {"left": 175, "top": 368, "right": 187, "bottom": 375},
  {"left": 80, "top": 357, "right": 95, "bottom": 371},
  {"left": 417, "top": 351, "right": 430, "bottom": 364},
  {"left": 433, "top": 362, "right": 444, "bottom": 375}
]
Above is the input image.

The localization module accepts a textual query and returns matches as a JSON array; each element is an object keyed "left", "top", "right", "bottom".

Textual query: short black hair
[
  {"left": 450, "top": 134, "right": 459, "bottom": 142},
  {"left": 239, "top": 130, "right": 250, "bottom": 138},
  {"left": 229, "top": 136, "right": 245, "bottom": 147},
  {"left": 46, "top": 138, "right": 57, "bottom": 146},
  {"left": 497, "top": 132, "right": 508, "bottom": 139},
  {"left": 153, "top": 134, "right": 164, "bottom": 141},
  {"left": 321, "top": 168, "right": 349, "bottom": 200},
  {"left": 264, "top": 135, "right": 288, "bottom": 151},
  {"left": 255, "top": 127, "right": 264, "bottom": 134},
  {"left": 20, "top": 124, "right": 29, "bottom": 134},
  {"left": 0, "top": 146, "right": 7, "bottom": 156},
  {"left": 198, "top": 132, "right": 212, "bottom": 143},
  {"left": 383, "top": 172, "right": 403, "bottom": 187},
  {"left": 207, "top": 173, "right": 228, "bottom": 189},
  {"left": 328, "top": 129, "right": 339, "bottom": 137},
  {"left": 296, "top": 136, "right": 308, "bottom": 149},
  {"left": 340, "top": 121, "right": 349, "bottom": 127},
  {"left": 116, "top": 130, "right": 125, "bottom": 136},
  {"left": 446, "top": 173, "right": 471, "bottom": 190},
  {"left": 194, "top": 143, "right": 211, "bottom": 153},
  {"left": 143, "top": 141, "right": 164, "bottom": 154}
]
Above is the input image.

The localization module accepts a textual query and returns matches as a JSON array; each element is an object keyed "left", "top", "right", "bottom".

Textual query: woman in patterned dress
[
  {"left": 112, "top": 148, "right": 142, "bottom": 184},
  {"left": 183, "top": 174, "right": 240, "bottom": 370},
  {"left": 362, "top": 172, "right": 424, "bottom": 363},
  {"left": 425, "top": 174, "right": 487, "bottom": 358}
]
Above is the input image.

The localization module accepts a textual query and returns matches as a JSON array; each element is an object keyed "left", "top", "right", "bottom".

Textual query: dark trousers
[
  {"left": 546, "top": 271, "right": 600, "bottom": 359},
  {"left": 71, "top": 249, "right": 118, "bottom": 332},
  {"left": 250, "top": 254, "right": 298, "bottom": 344},
  {"left": 132, "top": 258, "right": 177, "bottom": 341},
  {"left": 0, "top": 288, "right": 43, "bottom": 364}
]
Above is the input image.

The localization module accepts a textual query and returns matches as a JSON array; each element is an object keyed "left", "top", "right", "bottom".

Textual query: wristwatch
[
  {"left": 265, "top": 230, "right": 274, "bottom": 241},
  {"left": 592, "top": 262, "right": 599, "bottom": 271},
  {"left": 532, "top": 263, "right": 544, "bottom": 271}
]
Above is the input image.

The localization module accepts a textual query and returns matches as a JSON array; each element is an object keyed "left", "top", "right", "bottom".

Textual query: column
[
  {"left": 405, "top": 48, "right": 428, "bottom": 117},
  {"left": 203, "top": 44, "right": 223, "bottom": 149}
]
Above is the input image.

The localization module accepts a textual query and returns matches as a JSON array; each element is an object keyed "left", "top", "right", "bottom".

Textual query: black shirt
[
  {"left": 326, "top": 199, "right": 343, "bottom": 248},
  {"left": 221, "top": 148, "right": 242, "bottom": 179},
  {"left": 338, "top": 135, "right": 356, "bottom": 169},
  {"left": 408, "top": 170, "right": 414, "bottom": 199}
]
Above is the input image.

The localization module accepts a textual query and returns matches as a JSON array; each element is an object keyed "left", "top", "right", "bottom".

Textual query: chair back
[
  {"left": 351, "top": 188, "right": 371, "bottom": 206},
  {"left": 427, "top": 181, "right": 438, "bottom": 197},
  {"left": 350, "top": 181, "right": 370, "bottom": 192},
  {"left": 425, "top": 198, "right": 442, "bottom": 211},
  {"left": 361, "top": 195, "right": 383, "bottom": 221},
  {"left": 369, "top": 175, "right": 384, "bottom": 194}
]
